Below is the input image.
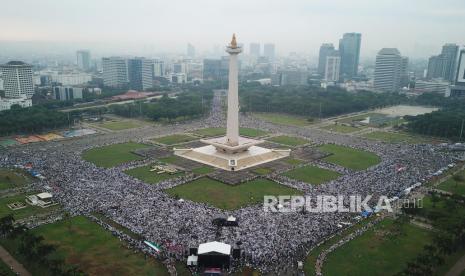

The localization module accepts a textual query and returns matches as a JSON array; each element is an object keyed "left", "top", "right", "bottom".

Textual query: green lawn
[
  {"left": 0, "top": 168, "right": 31, "bottom": 190},
  {"left": 253, "top": 113, "right": 313, "bottom": 127},
  {"left": 0, "top": 260, "right": 14, "bottom": 276},
  {"left": 0, "top": 193, "right": 60, "bottom": 220},
  {"left": 318, "top": 144, "right": 381, "bottom": 171},
  {"left": 283, "top": 165, "right": 341, "bottom": 185},
  {"left": 284, "top": 158, "right": 305, "bottom": 166},
  {"left": 166, "top": 178, "right": 302, "bottom": 210},
  {"left": 158, "top": 156, "right": 180, "bottom": 164},
  {"left": 321, "top": 124, "right": 361, "bottom": 133},
  {"left": 323, "top": 219, "right": 432, "bottom": 276},
  {"left": 437, "top": 174, "right": 465, "bottom": 196},
  {"left": 125, "top": 164, "right": 184, "bottom": 185},
  {"left": 191, "top": 166, "right": 215, "bottom": 175},
  {"left": 268, "top": 136, "right": 309, "bottom": 146},
  {"left": 193, "top": 127, "right": 268, "bottom": 138},
  {"left": 82, "top": 142, "right": 149, "bottom": 168},
  {"left": 362, "top": 131, "right": 432, "bottom": 144},
  {"left": 0, "top": 216, "right": 168, "bottom": 275},
  {"left": 152, "top": 134, "right": 197, "bottom": 145},
  {"left": 99, "top": 121, "right": 141, "bottom": 131}
]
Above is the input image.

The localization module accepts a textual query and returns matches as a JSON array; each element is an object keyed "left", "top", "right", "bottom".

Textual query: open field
[
  {"left": 321, "top": 124, "right": 361, "bottom": 133},
  {"left": 318, "top": 144, "right": 381, "bottom": 171},
  {"left": 82, "top": 142, "right": 149, "bottom": 168},
  {"left": 0, "top": 193, "right": 59, "bottom": 220},
  {"left": 1, "top": 216, "right": 168, "bottom": 275},
  {"left": 437, "top": 172, "right": 465, "bottom": 196},
  {"left": 323, "top": 219, "right": 432, "bottom": 276},
  {"left": 253, "top": 113, "right": 313, "bottom": 127},
  {"left": 336, "top": 113, "right": 378, "bottom": 124},
  {"left": 191, "top": 166, "right": 215, "bottom": 175},
  {"left": 0, "top": 168, "right": 31, "bottom": 190},
  {"left": 166, "top": 178, "right": 302, "bottom": 210},
  {"left": 284, "top": 158, "right": 305, "bottom": 166},
  {"left": 193, "top": 127, "right": 268, "bottom": 138},
  {"left": 267, "top": 136, "right": 309, "bottom": 146},
  {"left": 98, "top": 120, "right": 142, "bottom": 131},
  {"left": 283, "top": 165, "right": 341, "bottom": 185},
  {"left": 152, "top": 134, "right": 197, "bottom": 145},
  {"left": 362, "top": 131, "right": 433, "bottom": 144},
  {"left": 125, "top": 164, "right": 184, "bottom": 184}
]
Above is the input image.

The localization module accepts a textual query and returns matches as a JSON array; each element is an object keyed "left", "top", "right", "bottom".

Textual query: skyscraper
[
  {"left": 187, "top": 43, "right": 196, "bottom": 58},
  {"left": 318, "top": 43, "right": 336, "bottom": 75},
  {"left": 76, "top": 50, "right": 91, "bottom": 70},
  {"left": 153, "top": 59, "right": 165, "bottom": 77},
  {"left": 127, "top": 58, "right": 154, "bottom": 91},
  {"left": 339, "top": 33, "right": 362, "bottom": 80},
  {"left": 249, "top": 43, "right": 260, "bottom": 57},
  {"left": 426, "top": 43, "right": 459, "bottom": 82},
  {"left": 324, "top": 53, "right": 341, "bottom": 82},
  {"left": 102, "top": 57, "right": 128, "bottom": 88},
  {"left": 0, "top": 61, "right": 34, "bottom": 99},
  {"left": 263, "top": 43, "right": 275, "bottom": 61},
  {"left": 374, "top": 48, "right": 403, "bottom": 92}
]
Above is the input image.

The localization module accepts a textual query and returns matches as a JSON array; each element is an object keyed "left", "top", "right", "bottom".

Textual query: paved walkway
[
  {"left": 446, "top": 254, "right": 465, "bottom": 276},
  {"left": 0, "top": 245, "right": 31, "bottom": 276}
]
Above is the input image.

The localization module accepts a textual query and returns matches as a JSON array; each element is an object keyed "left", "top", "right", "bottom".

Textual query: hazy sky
[{"left": 2, "top": 0, "right": 465, "bottom": 58}]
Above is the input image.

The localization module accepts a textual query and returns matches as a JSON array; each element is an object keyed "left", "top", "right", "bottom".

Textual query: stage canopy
[{"left": 198, "top": 241, "right": 231, "bottom": 255}]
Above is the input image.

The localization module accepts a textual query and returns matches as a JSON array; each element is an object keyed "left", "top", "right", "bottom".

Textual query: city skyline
[{"left": 1, "top": 0, "right": 464, "bottom": 59}]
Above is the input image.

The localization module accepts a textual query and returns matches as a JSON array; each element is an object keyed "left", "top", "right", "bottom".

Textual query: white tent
[
  {"left": 187, "top": 255, "right": 198, "bottom": 266},
  {"left": 197, "top": 241, "right": 231, "bottom": 255}
]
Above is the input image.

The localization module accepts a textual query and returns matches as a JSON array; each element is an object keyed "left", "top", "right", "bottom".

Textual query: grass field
[
  {"left": 82, "top": 142, "right": 149, "bottom": 168},
  {"left": 253, "top": 113, "right": 313, "bottom": 127},
  {"left": 321, "top": 124, "right": 361, "bottom": 133},
  {"left": 362, "top": 131, "right": 432, "bottom": 144},
  {"left": 0, "top": 216, "right": 168, "bottom": 275},
  {"left": 322, "top": 219, "right": 432, "bottom": 276},
  {"left": 0, "top": 260, "right": 14, "bottom": 276},
  {"left": 125, "top": 164, "right": 184, "bottom": 184},
  {"left": 284, "top": 158, "right": 304, "bottom": 166},
  {"left": 166, "top": 178, "right": 302, "bottom": 210},
  {"left": 283, "top": 165, "right": 341, "bottom": 185},
  {"left": 0, "top": 193, "right": 59, "bottom": 220},
  {"left": 0, "top": 168, "right": 31, "bottom": 190},
  {"left": 191, "top": 166, "right": 215, "bottom": 175},
  {"left": 99, "top": 121, "right": 142, "bottom": 131},
  {"left": 318, "top": 144, "right": 381, "bottom": 171},
  {"left": 268, "top": 136, "right": 309, "bottom": 146},
  {"left": 437, "top": 172, "right": 465, "bottom": 196},
  {"left": 193, "top": 127, "right": 268, "bottom": 138},
  {"left": 152, "top": 134, "right": 197, "bottom": 145}
]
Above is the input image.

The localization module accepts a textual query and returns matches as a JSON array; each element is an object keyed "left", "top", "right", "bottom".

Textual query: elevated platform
[{"left": 201, "top": 136, "right": 264, "bottom": 154}]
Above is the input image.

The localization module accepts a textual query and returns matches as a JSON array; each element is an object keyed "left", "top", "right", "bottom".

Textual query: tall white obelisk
[{"left": 225, "top": 34, "right": 242, "bottom": 146}]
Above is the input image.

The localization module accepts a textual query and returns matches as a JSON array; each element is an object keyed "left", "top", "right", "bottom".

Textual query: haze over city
[{"left": 2, "top": 0, "right": 465, "bottom": 58}]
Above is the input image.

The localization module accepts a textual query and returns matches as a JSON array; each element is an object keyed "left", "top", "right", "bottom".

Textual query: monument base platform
[{"left": 174, "top": 145, "right": 290, "bottom": 171}]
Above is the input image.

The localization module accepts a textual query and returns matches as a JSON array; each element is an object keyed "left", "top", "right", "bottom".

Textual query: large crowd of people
[{"left": 0, "top": 92, "right": 458, "bottom": 273}]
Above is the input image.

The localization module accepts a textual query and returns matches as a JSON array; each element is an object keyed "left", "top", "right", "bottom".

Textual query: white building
[
  {"left": 374, "top": 48, "right": 403, "bottom": 92},
  {"left": 153, "top": 59, "right": 165, "bottom": 77},
  {"left": 324, "top": 55, "right": 341, "bottom": 82},
  {"left": 52, "top": 86, "right": 83, "bottom": 101},
  {"left": 76, "top": 50, "right": 91, "bottom": 70},
  {"left": 169, "top": 73, "right": 187, "bottom": 84},
  {"left": 102, "top": 57, "right": 129, "bottom": 87},
  {"left": 0, "top": 97, "right": 32, "bottom": 111},
  {"left": 414, "top": 80, "right": 450, "bottom": 96},
  {"left": 0, "top": 61, "right": 34, "bottom": 99},
  {"left": 50, "top": 72, "right": 92, "bottom": 86}
]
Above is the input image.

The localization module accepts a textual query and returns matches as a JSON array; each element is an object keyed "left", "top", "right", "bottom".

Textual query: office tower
[
  {"left": 400, "top": 56, "right": 409, "bottom": 87},
  {"left": 339, "top": 33, "right": 362, "bottom": 80},
  {"left": 102, "top": 57, "right": 128, "bottom": 88},
  {"left": 172, "top": 62, "right": 187, "bottom": 74},
  {"left": 249, "top": 43, "right": 260, "bottom": 57},
  {"left": 280, "top": 69, "right": 308, "bottom": 85},
  {"left": 324, "top": 54, "right": 341, "bottom": 82},
  {"left": 263, "top": 43, "right": 276, "bottom": 61},
  {"left": 374, "top": 48, "right": 403, "bottom": 92},
  {"left": 76, "top": 50, "right": 91, "bottom": 70},
  {"left": 0, "top": 61, "right": 34, "bottom": 99},
  {"left": 426, "top": 43, "right": 459, "bottom": 81},
  {"left": 127, "top": 58, "right": 154, "bottom": 91},
  {"left": 187, "top": 43, "right": 196, "bottom": 58},
  {"left": 153, "top": 59, "right": 165, "bottom": 77},
  {"left": 203, "top": 59, "right": 222, "bottom": 80},
  {"left": 450, "top": 50, "right": 465, "bottom": 97},
  {"left": 318, "top": 43, "right": 336, "bottom": 75},
  {"left": 52, "top": 86, "right": 83, "bottom": 101}
]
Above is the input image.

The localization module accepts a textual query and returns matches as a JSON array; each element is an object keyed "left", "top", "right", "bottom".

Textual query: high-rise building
[
  {"left": 102, "top": 57, "right": 128, "bottom": 88},
  {"left": 324, "top": 54, "right": 341, "bottom": 82},
  {"left": 153, "top": 59, "right": 165, "bottom": 77},
  {"left": 0, "top": 61, "right": 34, "bottom": 99},
  {"left": 187, "top": 43, "right": 196, "bottom": 58},
  {"left": 450, "top": 50, "right": 465, "bottom": 97},
  {"left": 249, "top": 43, "right": 260, "bottom": 57},
  {"left": 374, "top": 48, "right": 403, "bottom": 92},
  {"left": 203, "top": 59, "right": 222, "bottom": 80},
  {"left": 426, "top": 43, "right": 459, "bottom": 82},
  {"left": 263, "top": 43, "right": 275, "bottom": 61},
  {"left": 339, "top": 33, "right": 362, "bottom": 80},
  {"left": 127, "top": 58, "right": 154, "bottom": 91},
  {"left": 318, "top": 43, "right": 336, "bottom": 75},
  {"left": 400, "top": 56, "right": 410, "bottom": 87},
  {"left": 52, "top": 86, "right": 83, "bottom": 101},
  {"left": 280, "top": 69, "right": 308, "bottom": 86},
  {"left": 76, "top": 50, "right": 91, "bottom": 70}
]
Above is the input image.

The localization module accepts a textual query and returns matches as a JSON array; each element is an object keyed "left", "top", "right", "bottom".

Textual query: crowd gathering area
[{"left": 0, "top": 95, "right": 464, "bottom": 276}]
